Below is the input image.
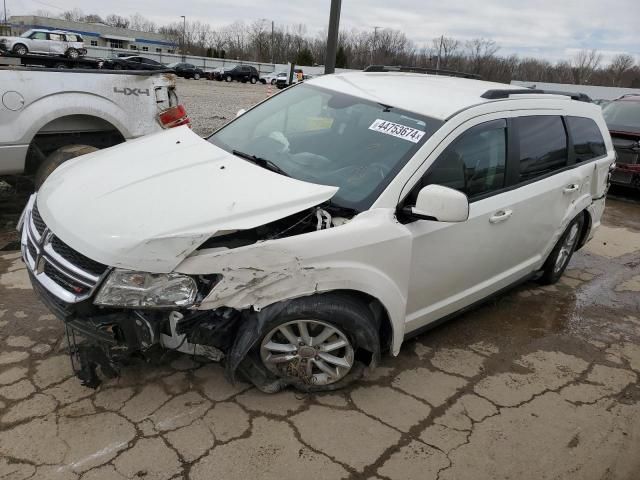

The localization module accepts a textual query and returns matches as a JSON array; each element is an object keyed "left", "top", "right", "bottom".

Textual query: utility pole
[
  {"left": 3, "top": 0, "right": 7, "bottom": 25},
  {"left": 181, "top": 15, "right": 186, "bottom": 61},
  {"left": 435, "top": 34, "right": 444, "bottom": 72},
  {"left": 324, "top": 0, "right": 341, "bottom": 75},
  {"left": 271, "top": 20, "right": 274, "bottom": 65},
  {"left": 371, "top": 26, "right": 381, "bottom": 66}
]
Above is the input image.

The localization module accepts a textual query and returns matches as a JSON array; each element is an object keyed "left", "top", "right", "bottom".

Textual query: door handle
[
  {"left": 489, "top": 209, "right": 513, "bottom": 224},
  {"left": 563, "top": 184, "right": 580, "bottom": 194}
]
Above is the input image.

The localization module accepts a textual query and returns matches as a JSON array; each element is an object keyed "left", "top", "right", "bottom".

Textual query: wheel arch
[{"left": 25, "top": 114, "right": 126, "bottom": 174}]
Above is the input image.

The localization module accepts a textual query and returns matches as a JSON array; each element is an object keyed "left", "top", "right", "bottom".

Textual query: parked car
[
  {"left": 602, "top": 94, "right": 640, "bottom": 188},
  {"left": 101, "top": 56, "right": 168, "bottom": 71},
  {"left": 0, "top": 29, "right": 87, "bottom": 59},
  {"left": 166, "top": 62, "right": 204, "bottom": 80},
  {"left": 216, "top": 65, "right": 261, "bottom": 83},
  {"left": 261, "top": 71, "right": 285, "bottom": 85},
  {"left": 0, "top": 68, "right": 189, "bottom": 189},
  {"left": 276, "top": 69, "right": 303, "bottom": 89},
  {"left": 22, "top": 70, "right": 614, "bottom": 392}
]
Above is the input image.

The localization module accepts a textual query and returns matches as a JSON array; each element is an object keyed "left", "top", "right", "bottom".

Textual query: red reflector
[{"left": 158, "top": 105, "right": 191, "bottom": 129}]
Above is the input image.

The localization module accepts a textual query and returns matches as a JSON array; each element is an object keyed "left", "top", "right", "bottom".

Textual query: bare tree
[
  {"left": 571, "top": 49, "right": 602, "bottom": 84},
  {"left": 609, "top": 53, "right": 635, "bottom": 86},
  {"left": 104, "top": 14, "right": 130, "bottom": 29},
  {"left": 129, "top": 13, "right": 156, "bottom": 33},
  {"left": 60, "top": 8, "right": 84, "bottom": 22}
]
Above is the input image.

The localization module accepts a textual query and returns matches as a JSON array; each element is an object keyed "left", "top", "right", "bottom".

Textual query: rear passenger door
[
  {"left": 47, "top": 33, "right": 65, "bottom": 55},
  {"left": 506, "top": 115, "right": 583, "bottom": 265}
]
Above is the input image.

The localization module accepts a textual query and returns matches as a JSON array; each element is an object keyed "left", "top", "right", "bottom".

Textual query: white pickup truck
[{"left": 0, "top": 67, "right": 189, "bottom": 187}]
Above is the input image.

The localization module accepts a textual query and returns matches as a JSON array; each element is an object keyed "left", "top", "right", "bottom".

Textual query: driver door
[
  {"left": 404, "top": 117, "right": 535, "bottom": 333},
  {"left": 28, "top": 31, "right": 49, "bottom": 54}
]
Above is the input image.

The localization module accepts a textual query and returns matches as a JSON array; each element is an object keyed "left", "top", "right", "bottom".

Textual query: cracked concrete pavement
[{"left": 2, "top": 183, "right": 640, "bottom": 477}]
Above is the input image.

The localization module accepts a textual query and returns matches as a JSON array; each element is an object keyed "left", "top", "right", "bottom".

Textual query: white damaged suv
[{"left": 21, "top": 68, "right": 615, "bottom": 392}]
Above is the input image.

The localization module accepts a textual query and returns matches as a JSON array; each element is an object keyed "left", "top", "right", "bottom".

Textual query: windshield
[
  {"left": 166, "top": 62, "right": 180, "bottom": 68},
  {"left": 20, "top": 30, "right": 34, "bottom": 38},
  {"left": 602, "top": 101, "right": 640, "bottom": 133},
  {"left": 208, "top": 84, "right": 441, "bottom": 211}
]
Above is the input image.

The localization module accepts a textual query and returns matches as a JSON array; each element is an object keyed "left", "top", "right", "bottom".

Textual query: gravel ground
[{"left": 175, "top": 77, "right": 274, "bottom": 137}]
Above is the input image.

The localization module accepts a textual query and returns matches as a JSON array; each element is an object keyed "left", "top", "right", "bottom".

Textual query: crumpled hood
[{"left": 37, "top": 127, "right": 338, "bottom": 272}]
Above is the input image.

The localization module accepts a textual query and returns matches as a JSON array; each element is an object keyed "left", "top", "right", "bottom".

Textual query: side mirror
[
  {"left": 407, "top": 184, "right": 469, "bottom": 222},
  {"left": 236, "top": 109, "right": 246, "bottom": 118}
]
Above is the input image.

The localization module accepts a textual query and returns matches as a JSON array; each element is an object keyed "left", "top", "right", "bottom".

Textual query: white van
[{"left": 21, "top": 68, "right": 615, "bottom": 392}]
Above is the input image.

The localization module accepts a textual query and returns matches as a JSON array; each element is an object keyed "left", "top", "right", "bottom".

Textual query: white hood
[{"left": 37, "top": 127, "right": 338, "bottom": 272}]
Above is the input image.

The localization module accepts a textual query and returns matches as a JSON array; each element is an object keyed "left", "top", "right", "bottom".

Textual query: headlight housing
[{"left": 95, "top": 270, "right": 198, "bottom": 308}]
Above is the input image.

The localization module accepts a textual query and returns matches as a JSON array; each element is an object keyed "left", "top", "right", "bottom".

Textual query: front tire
[
  {"left": 194, "top": 73, "right": 201, "bottom": 80},
  {"left": 271, "top": 78, "right": 277, "bottom": 85},
  {"left": 13, "top": 44, "right": 28, "bottom": 56},
  {"left": 225, "top": 75, "right": 232, "bottom": 82},
  {"left": 250, "top": 294, "right": 376, "bottom": 392},
  {"left": 538, "top": 213, "right": 585, "bottom": 285},
  {"left": 35, "top": 145, "right": 99, "bottom": 189},
  {"left": 250, "top": 77, "right": 257, "bottom": 84}
]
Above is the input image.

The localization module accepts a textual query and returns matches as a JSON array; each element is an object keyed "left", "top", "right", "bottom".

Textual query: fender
[{"left": 176, "top": 209, "right": 412, "bottom": 355}]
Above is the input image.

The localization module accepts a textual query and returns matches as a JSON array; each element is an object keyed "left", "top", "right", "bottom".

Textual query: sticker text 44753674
[{"left": 368, "top": 119, "right": 425, "bottom": 143}]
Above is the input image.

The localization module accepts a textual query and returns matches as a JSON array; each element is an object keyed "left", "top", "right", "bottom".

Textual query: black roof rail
[
  {"left": 364, "top": 65, "right": 481, "bottom": 79},
  {"left": 481, "top": 88, "right": 592, "bottom": 102}
]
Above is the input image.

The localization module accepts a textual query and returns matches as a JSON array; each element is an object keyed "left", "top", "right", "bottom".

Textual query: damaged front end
[{"left": 22, "top": 190, "right": 371, "bottom": 390}]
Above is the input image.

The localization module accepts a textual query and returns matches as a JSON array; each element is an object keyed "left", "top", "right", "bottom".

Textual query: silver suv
[{"left": 0, "top": 29, "right": 87, "bottom": 59}]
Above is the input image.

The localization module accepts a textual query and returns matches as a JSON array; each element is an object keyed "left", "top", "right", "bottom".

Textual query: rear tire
[
  {"left": 225, "top": 75, "right": 232, "bottom": 82},
  {"left": 35, "top": 145, "right": 99, "bottom": 189},
  {"left": 13, "top": 44, "right": 28, "bottom": 56},
  {"left": 271, "top": 78, "right": 277, "bottom": 85},
  {"left": 113, "top": 63, "right": 123, "bottom": 70},
  {"left": 66, "top": 48, "right": 79, "bottom": 59},
  {"left": 538, "top": 213, "right": 585, "bottom": 285},
  {"left": 194, "top": 73, "right": 201, "bottom": 80}
]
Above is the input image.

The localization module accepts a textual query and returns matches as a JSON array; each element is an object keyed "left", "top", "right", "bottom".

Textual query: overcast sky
[{"left": 9, "top": 0, "right": 640, "bottom": 63}]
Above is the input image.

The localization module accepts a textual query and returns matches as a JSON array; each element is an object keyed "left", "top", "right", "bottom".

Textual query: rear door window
[
  {"left": 422, "top": 119, "right": 507, "bottom": 199},
  {"left": 48, "top": 33, "right": 63, "bottom": 41},
  {"left": 65, "top": 34, "right": 79, "bottom": 42},
  {"left": 516, "top": 116, "right": 568, "bottom": 182},
  {"left": 566, "top": 116, "right": 606, "bottom": 162}
]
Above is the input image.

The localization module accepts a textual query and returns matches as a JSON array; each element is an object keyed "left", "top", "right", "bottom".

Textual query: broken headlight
[{"left": 94, "top": 270, "right": 198, "bottom": 308}]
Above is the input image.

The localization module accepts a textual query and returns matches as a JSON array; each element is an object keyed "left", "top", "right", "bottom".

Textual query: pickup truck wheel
[
  {"left": 66, "top": 48, "right": 79, "bottom": 60},
  {"left": 13, "top": 44, "right": 28, "bottom": 56},
  {"left": 225, "top": 75, "right": 232, "bottom": 82},
  {"left": 250, "top": 77, "right": 257, "bottom": 84},
  {"left": 35, "top": 145, "right": 98, "bottom": 189},
  {"left": 538, "top": 213, "right": 585, "bottom": 285},
  {"left": 251, "top": 294, "right": 375, "bottom": 392}
]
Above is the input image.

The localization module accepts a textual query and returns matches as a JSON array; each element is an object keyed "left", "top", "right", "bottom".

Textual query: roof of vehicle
[{"left": 307, "top": 72, "right": 584, "bottom": 120}]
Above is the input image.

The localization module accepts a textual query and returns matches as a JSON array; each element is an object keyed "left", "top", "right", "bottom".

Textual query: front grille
[
  {"left": 21, "top": 198, "right": 109, "bottom": 304},
  {"left": 43, "top": 262, "right": 91, "bottom": 295},
  {"left": 31, "top": 203, "right": 47, "bottom": 235},
  {"left": 51, "top": 236, "right": 107, "bottom": 276}
]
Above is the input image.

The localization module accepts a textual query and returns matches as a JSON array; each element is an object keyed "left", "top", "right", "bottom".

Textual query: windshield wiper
[{"left": 232, "top": 150, "right": 290, "bottom": 177}]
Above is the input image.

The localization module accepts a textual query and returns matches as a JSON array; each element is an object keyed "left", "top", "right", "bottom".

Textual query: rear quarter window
[
  {"left": 516, "top": 116, "right": 568, "bottom": 182},
  {"left": 566, "top": 116, "right": 606, "bottom": 162}
]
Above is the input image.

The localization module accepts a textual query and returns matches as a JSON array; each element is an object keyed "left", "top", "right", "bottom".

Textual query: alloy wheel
[
  {"left": 554, "top": 223, "right": 580, "bottom": 274},
  {"left": 260, "top": 319, "right": 354, "bottom": 386}
]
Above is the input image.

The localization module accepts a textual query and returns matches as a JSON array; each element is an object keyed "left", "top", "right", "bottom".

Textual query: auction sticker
[{"left": 368, "top": 119, "right": 425, "bottom": 143}]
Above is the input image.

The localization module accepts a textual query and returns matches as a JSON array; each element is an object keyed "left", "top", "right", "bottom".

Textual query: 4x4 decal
[{"left": 113, "top": 87, "right": 150, "bottom": 96}]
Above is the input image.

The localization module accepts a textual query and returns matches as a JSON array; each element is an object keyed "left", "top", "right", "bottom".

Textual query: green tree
[
  {"left": 295, "top": 48, "right": 314, "bottom": 66},
  {"left": 336, "top": 45, "right": 348, "bottom": 68}
]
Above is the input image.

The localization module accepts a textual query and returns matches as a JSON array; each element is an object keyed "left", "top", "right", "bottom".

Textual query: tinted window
[
  {"left": 517, "top": 116, "right": 567, "bottom": 181},
  {"left": 423, "top": 119, "right": 507, "bottom": 198},
  {"left": 567, "top": 116, "right": 606, "bottom": 162}
]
